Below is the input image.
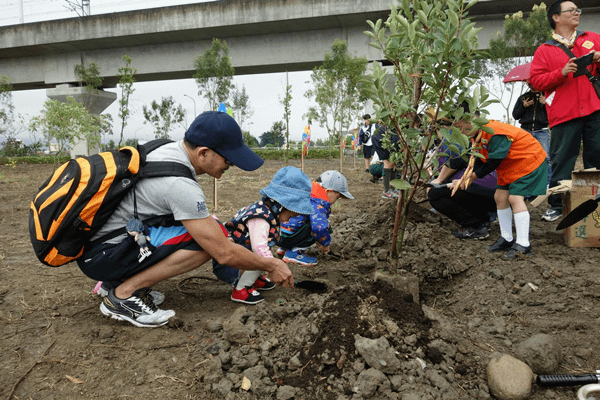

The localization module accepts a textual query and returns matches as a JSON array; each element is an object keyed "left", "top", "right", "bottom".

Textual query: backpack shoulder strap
[
  {"left": 140, "top": 161, "right": 195, "bottom": 180},
  {"left": 137, "top": 139, "right": 174, "bottom": 164},
  {"left": 141, "top": 138, "right": 174, "bottom": 154}
]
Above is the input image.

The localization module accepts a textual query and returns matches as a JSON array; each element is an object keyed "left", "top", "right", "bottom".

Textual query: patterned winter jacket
[
  {"left": 224, "top": 196, "right": 282, "bottom": 250},
  {"left": 281, "top": 182, "right": 332, "bottom": 247}
]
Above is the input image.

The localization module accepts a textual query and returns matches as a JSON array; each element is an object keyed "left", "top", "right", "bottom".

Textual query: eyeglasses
[
  {"left": 212, "top": 149, "right": 234, "bottom": 166},
  {"left": 558, "top": 8, "right": 582, "bottom": 15}
]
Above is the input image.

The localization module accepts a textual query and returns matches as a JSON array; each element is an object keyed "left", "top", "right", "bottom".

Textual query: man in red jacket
[{"left": 529, "top": 0, "right": 600, "bottom": 222}]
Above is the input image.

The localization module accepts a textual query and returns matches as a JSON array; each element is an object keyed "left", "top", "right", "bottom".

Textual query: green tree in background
[
  {"left": 259, "top": 121, "right": 285, "bottom": 147},
  {"left": 0, "top": 76, "right": 29, "bottom": 155},
  {"left": 473, "top": 3, "right": 551, "bottom": 122},
  {"left": 74, "top": 61, "right": 103, "bottom": 111},
  {"left": 305, "top": 40, "right": 368, "bottom": 154},
  {"left": 0, "top": 75, "right": 14, "bottom": 140},
  {"left": 142, "top": 96, "right": 186, "bottom": 139},
  {"left": 105, "top": 140, "right": 116, "bottom": 151},
  {"left": 116, "top": 55, "right": 137, "bottom": 147},
  {"left": 242, "top": 131, "right": 259, "bottom": 147},
  {"left": 364, "top": 0, "right": 495, "bottom": 260},
  {"left": 30, "top": 96, "right": 103, "bottom": 167},
  {"left": 194, "top": 38, "right": 235, "bottom": 112},
  {"left": 74, "top": 61, "right": 103, "bottom": 91},
  {"left": 123, "top": 138, "right": 139, "bottom": 147},
  {"left": 231, "top": 85, "right": 253, "bottom": 131},
  {"left": 98, "top": 113, "right": 114, "bottom": 141},
  {"left": 281, "top": 73, "right": 293, "bottom": 163}
]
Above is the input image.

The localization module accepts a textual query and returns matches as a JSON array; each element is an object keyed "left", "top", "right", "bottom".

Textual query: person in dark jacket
[
  {"left": 428, "top": 157, "right": 498, "bottom": 240},
  {"left": 371, "top": 123, "right": 401, "bottom": 199},
  {"left": 358, "top": 114, "right": 377, "bottom": 173},
  {"left": 512, "top": 83, "right": 551, "bottom": 186}
]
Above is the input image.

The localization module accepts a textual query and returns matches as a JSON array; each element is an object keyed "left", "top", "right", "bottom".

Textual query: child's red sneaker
[
  {"left": 231, "top": 287, "right": 264, "bottom": 305},
  {"left": 253, "top": 275, "right": 276, "bottom": 291}
]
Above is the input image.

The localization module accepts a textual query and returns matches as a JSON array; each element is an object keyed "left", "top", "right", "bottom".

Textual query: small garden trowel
[{"left": 294, "top": 280, "right": 327, "bottom": 291}]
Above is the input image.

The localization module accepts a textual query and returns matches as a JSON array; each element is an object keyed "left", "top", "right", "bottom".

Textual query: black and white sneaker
[
  {"left": 253, "top": 275, "right": 276, "bottom": 291},
  {"left": 231, "top": 286, "right": 265, "bottom": 305},
  {"left": 100, "top": 288, "right": 175, "bottom": 328},
  {"left": 451, "top": 226, "right": 489, "bottom": 240},
  {"left": 95, "top": 281, "right": 164, "bottom": 306},
  {"left": 541, "top": 209, "right": 561, "bottom": 222}
]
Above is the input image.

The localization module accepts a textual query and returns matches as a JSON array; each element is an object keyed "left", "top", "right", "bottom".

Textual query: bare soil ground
[{"left": 1, "top": 158, "right": 599, "bottom": 400}]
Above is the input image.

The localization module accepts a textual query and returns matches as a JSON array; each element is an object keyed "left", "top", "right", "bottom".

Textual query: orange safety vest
[{"left": 478, "top": 120, "right": 547, "bottom": 186}]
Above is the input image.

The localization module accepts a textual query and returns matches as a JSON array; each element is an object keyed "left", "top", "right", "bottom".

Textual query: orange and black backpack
[{"left": 29, "top": 139, "right": 194, "bottom": 267}]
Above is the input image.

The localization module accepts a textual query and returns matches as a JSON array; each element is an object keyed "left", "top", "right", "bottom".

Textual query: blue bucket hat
[
  {"left": 185, "top": 111, "right": 264, "bottom": 171},
  {"left": 259, "top": 166, "right": 314, "bottom": 215}
]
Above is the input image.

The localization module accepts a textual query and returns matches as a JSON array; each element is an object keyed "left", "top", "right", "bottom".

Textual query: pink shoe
[{"left": 93, "top": 281, "right": 103, "bottom": 295}]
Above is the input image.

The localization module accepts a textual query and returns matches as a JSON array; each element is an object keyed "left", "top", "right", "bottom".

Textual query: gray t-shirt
[{"left": 92, "top": 141, "right": 210, "bottom": 244}]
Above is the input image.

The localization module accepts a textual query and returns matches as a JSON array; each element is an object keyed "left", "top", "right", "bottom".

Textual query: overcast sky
[
  {"left": 2, "top": 0, "right": 336, "bottom": 144},
  {"left": 3, "top": 0, "right": 511, "bottom": 145}
]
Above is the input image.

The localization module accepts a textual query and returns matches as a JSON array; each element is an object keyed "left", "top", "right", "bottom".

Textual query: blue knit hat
[{"left": 260, "top": 166, "right": 314, "bottom": 215}]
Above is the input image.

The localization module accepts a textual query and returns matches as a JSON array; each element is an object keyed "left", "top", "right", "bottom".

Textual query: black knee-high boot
[{"left": 383, "top": 168, "right": 393, "bottom": 192}]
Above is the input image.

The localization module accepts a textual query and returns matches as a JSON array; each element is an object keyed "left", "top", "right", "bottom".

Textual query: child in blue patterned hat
[
  {"left": 277, "top": 170, "right": 354, "bottom": 266},
  {"left": 213, "top": 166, "right": 314, "bottom": 304}
]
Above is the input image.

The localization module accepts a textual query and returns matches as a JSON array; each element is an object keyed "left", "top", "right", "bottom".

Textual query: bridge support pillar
[{"left": 46, "top": 84, "right": 117, "bottom": 157}]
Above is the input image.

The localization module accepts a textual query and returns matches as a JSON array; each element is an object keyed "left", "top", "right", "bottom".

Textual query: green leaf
[
  {"left": 408, "top": 22, "right": 416, "bottom": 41},
  {"left": 398, "top": 15, "right": 410, "bottom": 29},
  {"left": 391, "top": 179, "right": 412, "bottom": 190},
  {"left": 417, "top": 10, "right": 428, "bottom": 25},
  {"left": 448, "top": 10, "right": 459, "bottom": 27},
  {"left": 453, "top": 131, "right": 470, "bottom": 150},
  {"left": 465, "top": 0, "right": 478, "bottom": 10},
  {"left": 447, "top": 144, "right": 461, "bottom": 155},
  {"left": 378, "top": 28, "right": 386, "bottom": 44}
]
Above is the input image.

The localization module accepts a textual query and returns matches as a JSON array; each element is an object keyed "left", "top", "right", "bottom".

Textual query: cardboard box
[{"left": 563, "top": 169, "right": 600, "bottom": 247}]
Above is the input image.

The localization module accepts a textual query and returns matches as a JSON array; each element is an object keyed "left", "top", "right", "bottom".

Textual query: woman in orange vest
[{"left": 454, "top": 119, "right": 548, "bottom": 260}]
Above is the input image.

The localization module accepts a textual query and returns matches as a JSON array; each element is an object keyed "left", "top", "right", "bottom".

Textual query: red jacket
[{"left": 529, "top": 30, "right": 600, "bottom": 128}]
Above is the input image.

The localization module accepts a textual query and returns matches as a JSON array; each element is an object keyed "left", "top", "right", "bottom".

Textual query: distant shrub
[
  {"left": 0, "top": 149, "right": 355, "bottom": 165},
  {"left": 252, "top": 148, "right": 341, "bottom": 160},
  {"left": 0, "top": 155, "right": 70, "bottom": 165}
]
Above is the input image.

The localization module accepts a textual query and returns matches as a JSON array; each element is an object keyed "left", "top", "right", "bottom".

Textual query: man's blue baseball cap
[{"left": 185, "top": 111, "right": 264, "bottom": 171}]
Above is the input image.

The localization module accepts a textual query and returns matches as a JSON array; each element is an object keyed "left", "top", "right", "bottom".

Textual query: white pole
[
  {"left": 83, "top": 0, "right": 90, "bottom": 16},
  {"left": 19, "top": 0, "right": 24, "bottom": 23}
]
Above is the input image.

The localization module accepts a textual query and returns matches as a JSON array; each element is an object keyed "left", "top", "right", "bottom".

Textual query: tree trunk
[
  {"left": 389, "top": 190, "right": 410, "bottom": 269},
  {"left": 339, "top": 138, "right": 343, "bottom": 173}
]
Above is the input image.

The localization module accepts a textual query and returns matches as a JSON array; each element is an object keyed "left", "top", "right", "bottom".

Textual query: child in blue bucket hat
[
  {"left": 213, "top": 166, "right": 314, "bottom": 304},
  {"left": 277, "top": 170, "right": 354, "bottom": 266}
]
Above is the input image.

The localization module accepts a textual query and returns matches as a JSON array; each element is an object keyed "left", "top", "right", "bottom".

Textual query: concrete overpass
[{"left": 1, "top": 0, "right": 599, "bottom": 91}]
